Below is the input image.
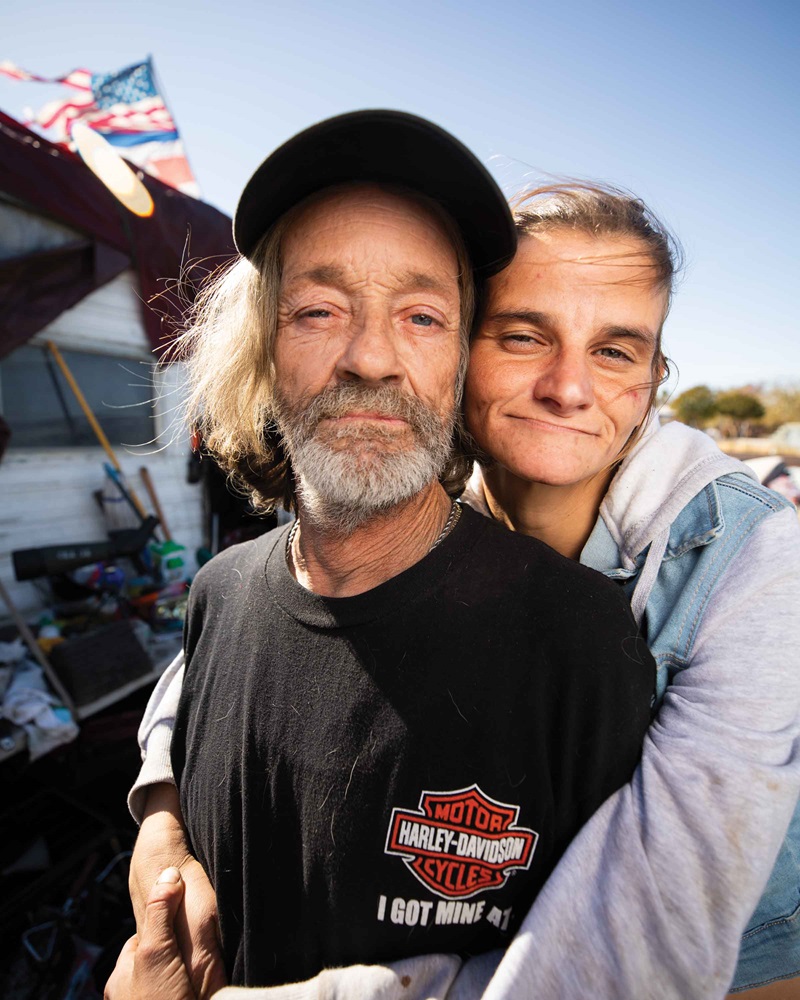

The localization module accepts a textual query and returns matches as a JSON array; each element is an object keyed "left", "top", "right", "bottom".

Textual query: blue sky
[{"left": 2, "top": 0, "right": 797, "bottom": 393}]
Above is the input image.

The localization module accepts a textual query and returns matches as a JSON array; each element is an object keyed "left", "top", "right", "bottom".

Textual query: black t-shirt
[{"left": 173, "top": 504, "right": 653, "bottom": 987}]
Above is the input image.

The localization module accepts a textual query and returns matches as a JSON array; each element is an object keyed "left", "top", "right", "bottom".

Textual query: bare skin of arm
[
  {"left": 729, "top": 982, "right": 800, "bottom": 999},
  {"left": 129, "top": 782, "right": 226, "bottom": 999}
]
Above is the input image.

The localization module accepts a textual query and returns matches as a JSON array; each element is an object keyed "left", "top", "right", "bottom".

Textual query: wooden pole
[
  {"left": 140, "top": 467, "right": 172, "bottom": 541},
  {"left": 46, "top": 341, "right": 149, "bottom": 520}
]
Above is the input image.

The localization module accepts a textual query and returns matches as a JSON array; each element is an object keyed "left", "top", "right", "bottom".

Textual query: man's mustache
[{"left": 278, "top": 382, "right": 447, "bottom": 442}]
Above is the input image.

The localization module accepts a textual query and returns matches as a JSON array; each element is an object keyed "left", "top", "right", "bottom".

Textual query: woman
[
  {"left": 126, "top": 184, "right": 800, "bottom": 999},
  {"left": 461, "top": 185, "right": 800, "bottom": 999}
]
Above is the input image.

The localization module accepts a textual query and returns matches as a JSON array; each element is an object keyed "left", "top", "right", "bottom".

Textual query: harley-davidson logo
[{"left": 385, "top": 784, "right": 538, "bottom": 899}]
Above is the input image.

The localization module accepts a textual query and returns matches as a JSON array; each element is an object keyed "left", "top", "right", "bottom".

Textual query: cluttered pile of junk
[{"left": 0, "top": 110, "right": 276, "bottom": 998}]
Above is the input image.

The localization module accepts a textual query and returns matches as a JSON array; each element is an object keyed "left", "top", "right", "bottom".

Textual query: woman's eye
[
  {"left": 409, "top": 313, "right": 435, "bottom": 327},
  {"left": 597, "top": 346, "right": 633, "bottom": 362},
  {"left": 501, "top": 332, "right": 539, "bottom": 347},
  {"left": 299, "top": 308, "right": 331, "bottom": 319}
]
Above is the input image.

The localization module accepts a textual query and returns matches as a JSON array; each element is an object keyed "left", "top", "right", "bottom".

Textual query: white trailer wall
[{"left": 0, "top": 213, "right": 203, "bottom": 618}]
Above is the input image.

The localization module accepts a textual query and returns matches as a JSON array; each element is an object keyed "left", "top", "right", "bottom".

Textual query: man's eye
[{"left": 410, "top": 313, "right": 435, "bottom": 327}]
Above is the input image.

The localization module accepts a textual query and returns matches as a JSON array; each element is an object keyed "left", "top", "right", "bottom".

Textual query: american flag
[{"left": 0, "top": 57, "right": 199, "bottom": 197}]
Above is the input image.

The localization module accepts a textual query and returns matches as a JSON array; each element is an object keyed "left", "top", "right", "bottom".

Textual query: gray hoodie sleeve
[
  {"left": 128, "top": 652, "right": 184, "bottom": 823},
  {"left": 477, "top": 505, "right": 800, "bottom": 1000}
]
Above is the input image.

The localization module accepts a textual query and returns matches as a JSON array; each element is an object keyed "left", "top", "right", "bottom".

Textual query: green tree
[
  {"left": 763, "top": 385, "right": 800, "bottom": 428},
  {"left": 672, "top": 385, "right": 718, "bottom": 427},
  {"left": 715, "top": 391, "right": 765, "bottom": 437}
]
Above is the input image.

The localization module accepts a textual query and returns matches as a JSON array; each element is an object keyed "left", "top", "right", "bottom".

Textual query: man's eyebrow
[
  {"left": 288, "top": 265, "right": 347, "bottom": 285},
  {"left": 397, "top": 270, "right": 455, "bottom": 295}
]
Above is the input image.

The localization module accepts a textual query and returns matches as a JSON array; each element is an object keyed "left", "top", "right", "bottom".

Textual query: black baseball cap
[{"left": 233, "top": 110, "right": 516, "bottom": 277}]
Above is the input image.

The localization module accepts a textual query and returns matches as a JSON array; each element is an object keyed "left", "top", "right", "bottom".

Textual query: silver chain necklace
[
  {"left": 428, "top": 498, "right": 462, "bottom": 551},
  {"left": 286, "top": 499, "right": 462, "bottom": 565}
]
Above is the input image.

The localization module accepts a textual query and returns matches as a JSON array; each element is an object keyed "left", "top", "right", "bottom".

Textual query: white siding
[
  {"left": 1, "top": 270, "right": 203, "bottom": 619},
  {"left": 0, "top": 199, "right": 81, "bottom": 260},
  {"left": 29, "top": 269, "right": 151, "bottom": 358}
]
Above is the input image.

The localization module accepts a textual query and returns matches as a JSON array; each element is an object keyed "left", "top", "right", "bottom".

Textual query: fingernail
[{"left": 156, "top": 866, "right": 181, "bottom": 884}]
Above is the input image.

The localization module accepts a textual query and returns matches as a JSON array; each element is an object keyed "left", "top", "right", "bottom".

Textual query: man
[{"left": 111, "top": 111, "right": 653, "bottom": 995}]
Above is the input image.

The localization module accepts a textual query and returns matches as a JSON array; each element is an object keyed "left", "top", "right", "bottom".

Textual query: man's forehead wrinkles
[{"left": 283, "top": 263, "right": 457, "bottom": 296}]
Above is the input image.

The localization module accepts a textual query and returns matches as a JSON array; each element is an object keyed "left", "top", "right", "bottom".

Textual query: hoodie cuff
[{"left": 127, "top": 719, "right": 175, "bottom": 824}]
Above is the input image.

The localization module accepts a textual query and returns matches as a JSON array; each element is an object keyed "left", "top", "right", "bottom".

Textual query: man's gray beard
[{"left": 274, "top": 382, "right": 456, "bottom": 534}]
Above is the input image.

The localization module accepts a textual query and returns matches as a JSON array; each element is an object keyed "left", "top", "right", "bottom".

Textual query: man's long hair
[{"left": 170, "top": 186, "right": 476, "bottom": 513}]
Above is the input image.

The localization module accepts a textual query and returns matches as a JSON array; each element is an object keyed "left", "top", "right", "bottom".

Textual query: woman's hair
[
  {"left": 169, "top": 185, "right": 476, "bottom": 513},
  {"left": 508, "top": 181, "right": 683, "bottom": 458}
]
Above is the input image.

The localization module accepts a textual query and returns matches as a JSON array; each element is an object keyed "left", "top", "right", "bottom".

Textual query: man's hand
[
  {"left": 130, "top": 783, "right": 226, "bottom": 998},
  {"left": 106, "top": 867, "right": 196, "bottom": 1000}
]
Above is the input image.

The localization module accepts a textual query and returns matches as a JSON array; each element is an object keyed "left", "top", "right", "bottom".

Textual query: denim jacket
[
  {"left": 584, "top": 469, "right": 791, "bottom": 702},
  {"left": 581, "top": 424, "right": 800, "bottom": 992}
]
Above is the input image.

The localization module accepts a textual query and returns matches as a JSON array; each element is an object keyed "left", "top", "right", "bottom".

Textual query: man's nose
[
  {"left": 336, "top": 313, "right": 403, "bottom": 383},
  {"left": 533, "top": 349, "right": 595, "bottom": 412}
]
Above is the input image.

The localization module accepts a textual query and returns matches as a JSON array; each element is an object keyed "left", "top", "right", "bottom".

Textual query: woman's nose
[{"left": 533, "top": 351, "right": 595, "bottom": 412}]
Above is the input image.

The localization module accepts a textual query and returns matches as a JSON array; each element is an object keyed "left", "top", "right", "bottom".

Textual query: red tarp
[{"left": 0, "top": 110, "right": 234, "bottom": 360}]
